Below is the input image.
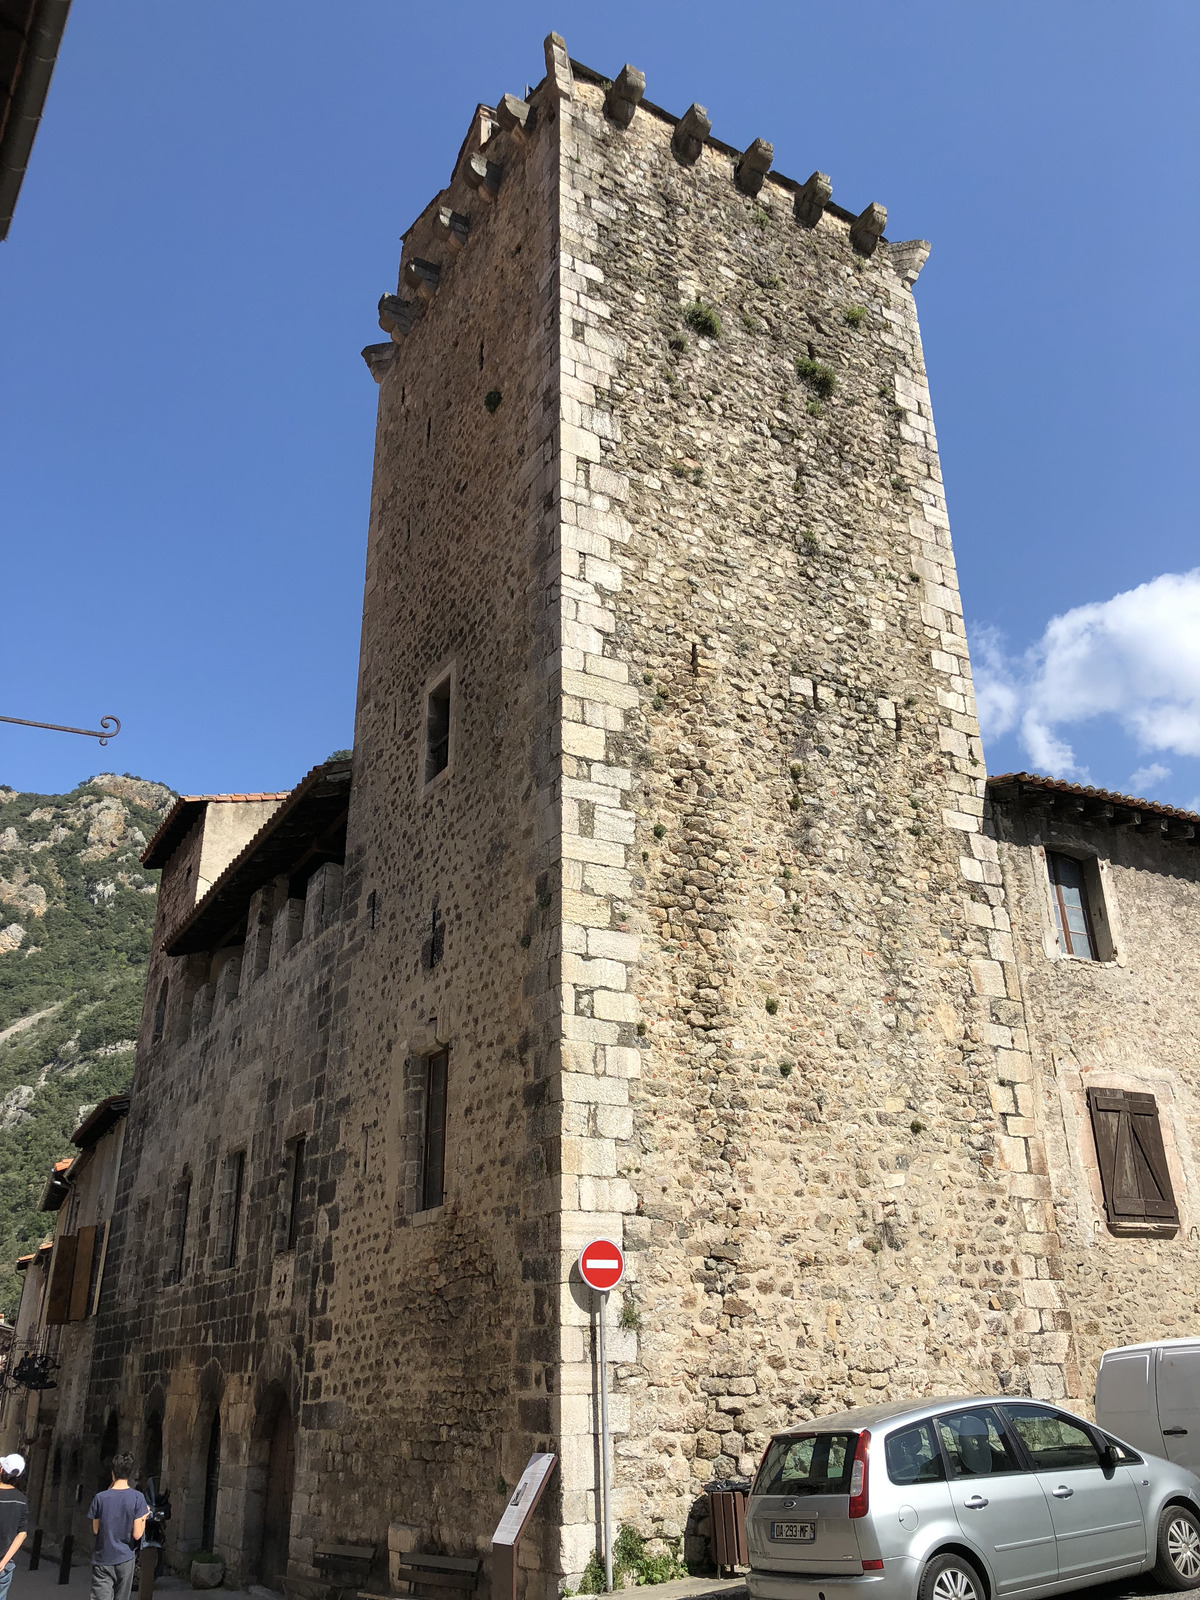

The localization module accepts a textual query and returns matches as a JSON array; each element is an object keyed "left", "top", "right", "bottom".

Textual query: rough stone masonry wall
[
  {"left": 546, "top": 59, "right": 1074, "bottom": 1570},
  {"left": 302, "top": 59, "right": 567, "bottom": 1588},
  {"left": 993, "top": 801, "right": 1200, "bottom": 1405},
  {"left": 86, "top": 835, "right": 345, "bottom": 1586}
]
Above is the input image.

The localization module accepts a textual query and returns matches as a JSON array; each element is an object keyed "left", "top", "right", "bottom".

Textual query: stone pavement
[{"left": 6, "top": 1570, "right": 1190, "bottom": 1600}]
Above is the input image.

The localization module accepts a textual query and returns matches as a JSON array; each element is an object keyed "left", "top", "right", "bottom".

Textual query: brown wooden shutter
[
  {"left": 68, "top": 1224, "right": 97, "bottom": 1321},
  {"left": 45, "top": 1232, "right": 79, "bottom": 1325},
  {"left": 1088, "top": 1088, "right": 1179, "bottom": 1229}
]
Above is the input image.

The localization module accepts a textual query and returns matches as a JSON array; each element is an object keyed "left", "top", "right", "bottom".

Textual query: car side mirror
[{"left": 1100, "top": 1444, "right": 1118, "bottom": 1477}]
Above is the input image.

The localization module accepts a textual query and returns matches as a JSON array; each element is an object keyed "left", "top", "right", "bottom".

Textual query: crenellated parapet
[{"left": 361, "top": 32, "right": 931, "bottom": 376}]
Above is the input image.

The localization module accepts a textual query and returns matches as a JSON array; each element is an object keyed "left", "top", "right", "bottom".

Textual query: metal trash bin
[{"left": 706, "top": 1479, "right": 750, "bottom": 1575}]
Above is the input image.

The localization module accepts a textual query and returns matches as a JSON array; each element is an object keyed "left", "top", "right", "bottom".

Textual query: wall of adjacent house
[
  {"left": 993, "top": 799, "right": 1200, "bottom": 1401},
  {"left": 86, "top": 842, "right": 347, "bottom": 1586}
]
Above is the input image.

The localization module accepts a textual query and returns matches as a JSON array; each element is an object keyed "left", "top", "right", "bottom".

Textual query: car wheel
[
  {"left": 919, "top": 1553, "right": 987, "bottom": 1600},
  {"left": 1153, "top": 1504, "right": 1200, "bottom": 1590}
]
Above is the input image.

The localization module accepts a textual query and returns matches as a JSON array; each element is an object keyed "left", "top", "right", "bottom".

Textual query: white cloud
[
  {"left": 1129, "top": 762, "right": 1171, "bottom": 795},
  {"left": 973, "top": 570, "right": 1200, "bottom": 780}
]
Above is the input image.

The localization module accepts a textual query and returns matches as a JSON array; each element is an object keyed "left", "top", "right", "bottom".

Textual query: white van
[{"left": 1096, "top": 1340, "right": 1200, "bottom": 1474}]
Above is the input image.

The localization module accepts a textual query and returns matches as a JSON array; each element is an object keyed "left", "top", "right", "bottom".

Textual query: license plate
[{"left": 771, "top": 1522, "right": 816, "bottom": 1542}]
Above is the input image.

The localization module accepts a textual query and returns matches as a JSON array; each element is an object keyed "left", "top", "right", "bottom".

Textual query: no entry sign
[{"left": 579, "top": 1238, "right": 624, "bottom": 1293}]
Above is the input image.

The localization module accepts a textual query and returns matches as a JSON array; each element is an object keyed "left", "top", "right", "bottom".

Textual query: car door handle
[
  {"left": 963, "top": 1496, "right": 989, "bottom": 1509},
  {"left": 1052, "top": 1487, "right": 1074, "bottom": 1498},
  {"left": 1164, "top": 1428, "right": 1189, "bottom": 1436}
]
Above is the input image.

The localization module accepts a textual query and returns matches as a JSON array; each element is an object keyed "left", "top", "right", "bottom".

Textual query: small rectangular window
[
  {"left": 1046, "top": 850, "right": 1099, "bottom": 959},
  {"left": 424, "top": 673, "right": 452, "bottom": 784},
  {"left": 420, "top": 1049, "right": 448, "bottom": 1211},
  {"left": 285, "top": 1137, "right": 305, "bottom": 1251},
  {"left": 1088, "top": 1088, "right": 1179, "bottom": 1232},
  {"left": 219, "top": 1152, "right": 246, "bottom": 1268}
]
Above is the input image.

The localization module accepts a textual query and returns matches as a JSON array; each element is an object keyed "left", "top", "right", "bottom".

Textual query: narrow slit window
[
  {"left": 170, "top": 1178, "right": 190, "bottom": 1283},
  {"left": 285, "top": 1137, "right": 305, "bottom": 1251},
  {"left": 220, "top": 1152, "right": 246, "bottom": 1268},
  {"left": 424, "top": 674, "right": 452, "bottom": 784},
  {"left": 1046, "top": 850, "right": 1098, "bottom": 960},
  {"left": 420, "top": 1049, "right": 448, "bottom": 1211},
  {"left": 152, "top": 979, "right": 168, "bottom": 1045}
]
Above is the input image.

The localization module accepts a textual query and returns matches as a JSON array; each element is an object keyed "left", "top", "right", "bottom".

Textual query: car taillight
[{"left": 848, "top": 1430, "right": 870, "bottom": 1519}]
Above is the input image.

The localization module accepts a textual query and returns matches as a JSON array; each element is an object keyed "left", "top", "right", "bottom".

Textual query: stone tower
[
  {"left": 81, "top": 33, "right": 1074, "bottom": 1600},
  {"left": 348, "top": 32, "right": 1069, "bottom": 1586}
]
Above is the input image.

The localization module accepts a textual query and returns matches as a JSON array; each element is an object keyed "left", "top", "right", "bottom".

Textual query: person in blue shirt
[
  {"left": 0, "top": 1454, "right": 29, "bottom": 1600},
  {"left": 89, "top": 1453, "right": 148, "bottom": 1600}
]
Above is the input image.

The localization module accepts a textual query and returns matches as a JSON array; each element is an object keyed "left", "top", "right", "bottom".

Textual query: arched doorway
[
  {"left": 201, "top": 1411, "right": 220, "bottom": 1552},
  {"left": 257, "top": 1402, "right": 294, "bottom": 1590}
]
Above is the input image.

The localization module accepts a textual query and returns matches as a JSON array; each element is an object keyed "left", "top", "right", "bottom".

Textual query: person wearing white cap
[{"left": 0, "top": 1453, "right": 28, "bottom": 1600}]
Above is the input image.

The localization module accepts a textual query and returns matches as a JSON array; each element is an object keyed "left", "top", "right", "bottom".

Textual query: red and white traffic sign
[{"left": 578, "top": 1238, "right": 625, "bottom": 1293}]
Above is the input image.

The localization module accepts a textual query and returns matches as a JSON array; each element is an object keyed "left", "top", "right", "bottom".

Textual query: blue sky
[{"left": 2, "top": 1, "right": 1197, "bottom": 804}]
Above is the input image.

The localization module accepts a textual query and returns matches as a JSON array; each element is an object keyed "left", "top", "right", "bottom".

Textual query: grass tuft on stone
[
  {"left": 683, "top": 300, "right": 721, "bottom": 339},
  {"left": 796, "top": 356, "right": 836, "bottom": 399}
]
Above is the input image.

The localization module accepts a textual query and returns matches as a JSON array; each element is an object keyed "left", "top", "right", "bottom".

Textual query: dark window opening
[
  {"left": 479, "top": 339, "right": 485, "bottom": 370},
  {"left": 166, "top": 1177, "right": 190, "bottom": 1285},
  {"left": 1088, "top": 1087, "right": 1179, "bottom": 1233},
  {"left": 219, "top": 1152, "right": 246, "bottom": 1268},
  {"left": 201, "top": 1411, "right": 221, "bottom": 1552},
  {"left": 425, "top": 675, "right": 451, "bottom": 783},
  {"left": 1046, "top": 850, "right": 1099, "bottom": 959},
  {"left": 144, "top": 1413, "right": 163, "bottom": 1486},
  {"left": 420, "top": 1049, "right": 448, "bottom": 1211},
  {"left": 285, "top": 1138, "right": 305, "bottom": 1251},
  {"left": 152, "top": 979, "right": 168, "bottom": 1045}
]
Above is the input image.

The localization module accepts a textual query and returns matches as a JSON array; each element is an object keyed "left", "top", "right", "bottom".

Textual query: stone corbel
[
  {"left": 672, "top": 103, "right": 711, "bottom": 165},
  {"left": 735, "top": 137, "right": 774, "bottom": 196},
  {"left": 497, "top": 93, "right": 534, "bottom": 141},
  {"left": 465, "top": 151, "right": 502, "bottom": 202},
  {"left": 888, "top": 239, "right": 931, "bottom": 287},
  {"left": 794, "top": 171, "right": 832, "bottom": 227},
  {"left": 361, "top": 343, "right": 395, "bottom": 384},
  {"left": 543, "top": 32, "right": 574, "bottom": 100},
  {"left": 403, "top": 257, "right": 441, "bottom": 304},
  {"left": 604, "top": 63, "right": 645, "bottom": 128},
  {"left": 378, "top": 294, "right": 420, "bottom": 342},
  {"left": 436, "top": 207, "right": 469, "bottom": 254},
  {"left": 850, "top": 201, "right": 887, "bottom": 256}
]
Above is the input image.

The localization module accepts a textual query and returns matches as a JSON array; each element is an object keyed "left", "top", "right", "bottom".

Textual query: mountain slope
[{"left": 0, "top": 773, "right": 172, "bottom": 1315}]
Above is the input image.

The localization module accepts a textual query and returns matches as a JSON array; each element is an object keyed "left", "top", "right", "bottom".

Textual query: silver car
[{"left": 746, "top": 1394, "right": 1200, "bottom": 1600}]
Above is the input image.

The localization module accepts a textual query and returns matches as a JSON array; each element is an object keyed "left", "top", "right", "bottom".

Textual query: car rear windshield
[{"left": 753, "top": 1433, "right": 857, "bottom": 1497}]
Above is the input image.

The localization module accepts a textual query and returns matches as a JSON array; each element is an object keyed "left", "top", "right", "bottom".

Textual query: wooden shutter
[
  {"left": 45, "top": 1232, "right": 79, "bottom": 1324},
  {"left": 68, "top": 1224, "right": 97, "bottom": 1320},
  {"left": 1088, "top": 1088, "right": 1179, "bottom": 1228}
]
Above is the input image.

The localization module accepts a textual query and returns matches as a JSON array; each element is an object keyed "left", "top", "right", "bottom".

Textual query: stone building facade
[
  {"left": 22, "top": 30, "right": 1200, "bottom": 1600},
  {"left": 0, "top": 1095, "right": 128, "bottom": 1550}
]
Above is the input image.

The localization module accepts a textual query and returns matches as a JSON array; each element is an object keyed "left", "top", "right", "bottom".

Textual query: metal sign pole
[{"left": 598, "top": 1288, "right": 612, "bottom": 1593}]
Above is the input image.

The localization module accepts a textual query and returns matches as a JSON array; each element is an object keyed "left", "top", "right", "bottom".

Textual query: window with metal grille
[
  {"left": 424, "top": 673, "right": 452, "bottom": 784},
  {"left": 420, "top": 1049, "right": 448, "bottom": 1210},
  {"left": 1087, "top": 1088, "right": 1179, "bottom": 1233},
  {"left": 1046, "top": 851, "right": 1099, "bottom": 959}
]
